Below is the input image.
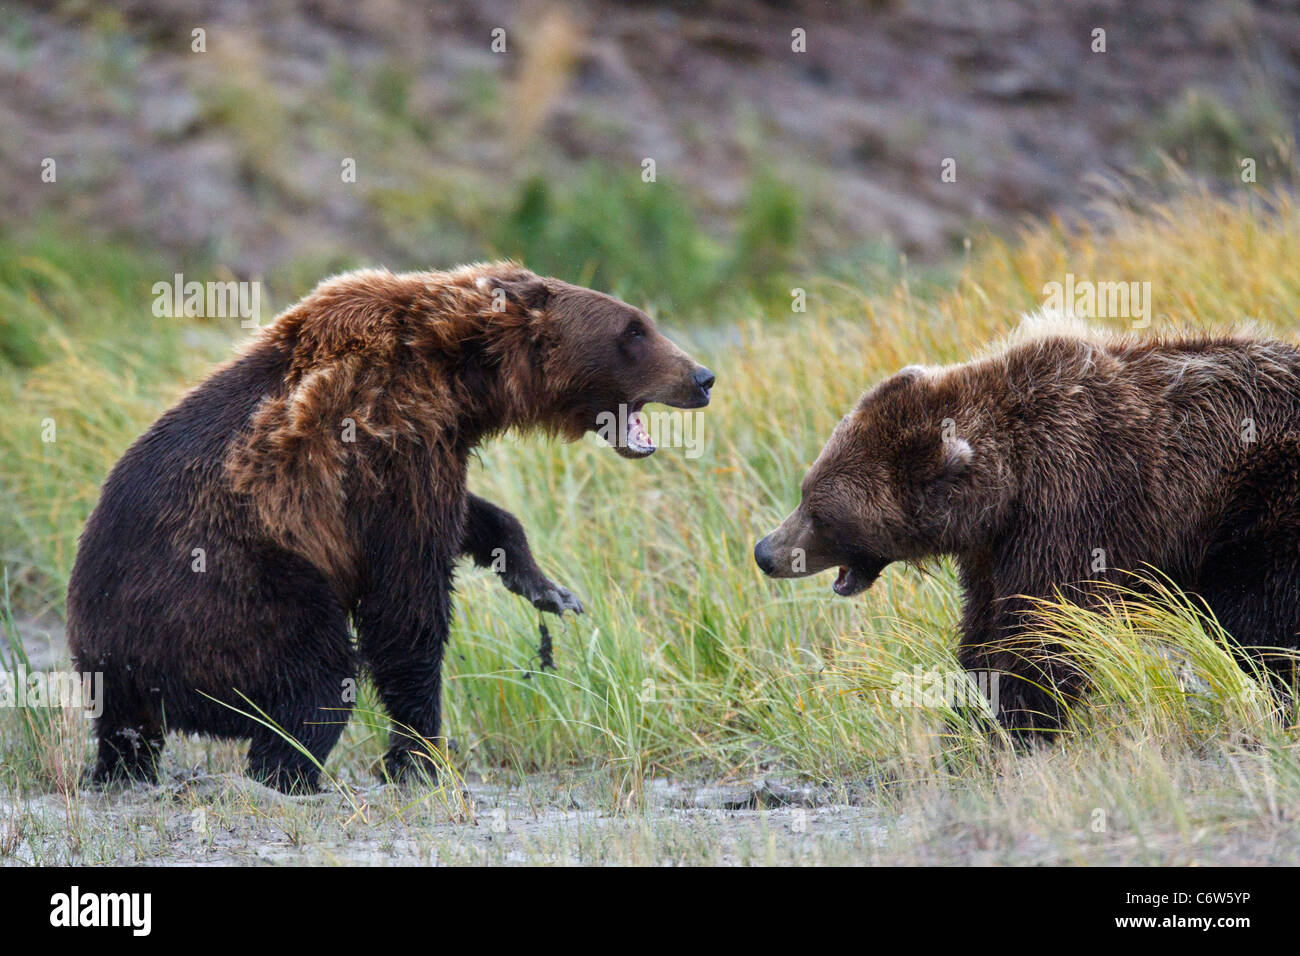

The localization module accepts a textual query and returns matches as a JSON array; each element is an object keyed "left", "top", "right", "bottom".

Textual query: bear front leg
[
  {"left": 960, "top": 635, "right": 1071, "bottom": 739},
  {"left": 957, "top": 594, "right": 1076, "bottom": 739},
  {"left": 461, "top": 493, "right": 584, "bottom": 615},
  {"left": 357, "top": 613, "right": 450, "bottom": 783},
  {"left": 355, "top": 523, "right": 457, "bottom": 784}
]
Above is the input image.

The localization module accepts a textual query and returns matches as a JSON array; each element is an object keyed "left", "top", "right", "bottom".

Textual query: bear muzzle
[
  {"left": 608, "top": 364, "right": 715, "bottom": 458},
  {"left": 755, "top": 516, "right": 890, "bottom": 597},
  {"left": 753, "top": 517, "right": 832, "bottom": 579},
  {"left": 652, "top": 364, "right": 714, "bottom": 410}
]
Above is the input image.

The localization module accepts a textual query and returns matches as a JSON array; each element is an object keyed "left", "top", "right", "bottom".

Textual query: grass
[
  {"left": 376, "top": 162, "right": 808, "bottom": 316},
  {"left": 3, "top": 186, "right": 1300, "bottom": 863},
  {"left": 1145, "top": 87, "right": 1294, "bottom": 183}
]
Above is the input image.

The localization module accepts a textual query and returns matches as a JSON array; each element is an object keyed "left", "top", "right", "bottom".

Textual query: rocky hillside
[{"left": 3, "top": 0, "right": 1298, "bottom": 279}]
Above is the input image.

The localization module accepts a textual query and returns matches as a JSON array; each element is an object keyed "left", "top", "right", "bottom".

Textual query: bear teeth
[{"left": 627, "top": 410, "right": 654, "bottom": 453}]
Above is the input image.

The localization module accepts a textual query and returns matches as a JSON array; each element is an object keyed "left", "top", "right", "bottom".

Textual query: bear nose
[
  {"left": 693, "top": 366, "right": 716, "bottom": 392},
  {"left": 754, "top": 536, "right": 776, "bottom": 576}
]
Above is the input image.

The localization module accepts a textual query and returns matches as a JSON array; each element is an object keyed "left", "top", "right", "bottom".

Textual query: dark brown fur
[
  {"left": 68, "top": 262, "right": 713, "bottom": 791},
  {"left": 757, "top": 319, "right": 1300, "bottom": 731}
]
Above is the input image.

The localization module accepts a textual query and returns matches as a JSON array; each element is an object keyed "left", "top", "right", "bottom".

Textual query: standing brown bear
[
  {"left": 69, "top": 263, "right": 714, "bottom": 792},
  {"left": 755, "top": 316, "right": 1300, "bottom": 732}
]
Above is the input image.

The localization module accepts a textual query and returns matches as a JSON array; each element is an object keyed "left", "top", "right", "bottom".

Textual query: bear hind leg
[
  {"left": 244, "top": 661, "right": 355, "bottom": 794},
  {"left": 90, "top": 704, "right": 165, "bottom": 788},
  {"left": 247, "top": 710, "right": 349, "bottom": 795}
]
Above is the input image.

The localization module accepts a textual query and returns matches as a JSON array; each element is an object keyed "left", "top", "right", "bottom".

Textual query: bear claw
[
  {"left": 535, "top": 585, "right": 584, "bottom": 616},
  {"left": 501, "top": 572, "right": 584, "bottom": 615}
]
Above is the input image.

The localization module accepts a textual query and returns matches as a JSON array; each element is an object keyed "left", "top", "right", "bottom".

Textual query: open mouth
[
  {"left": 831, "top": 558, "right": 889, "bottom": 597},
  {"left": 616, "top": 401, "right": 656, "bottom": 459}
]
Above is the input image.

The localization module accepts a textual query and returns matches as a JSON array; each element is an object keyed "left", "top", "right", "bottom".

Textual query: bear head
[
  {"left": 754, "top": 364, "right": 1009, "bottom": 596},
  {"left": 479, "top": 269, "right": 715, "bottom": 458}
]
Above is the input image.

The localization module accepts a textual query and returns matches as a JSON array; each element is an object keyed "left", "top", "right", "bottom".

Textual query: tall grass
[
  {"left": 0, "top": 237, "right": 233, "bottom": 608},
  {"left": 1, "top": 573, "right": 86, "bottom": 795},
  {"left": 3, "top": 189, "right": 1300, "bottom": 813},
  {"left": 1024, "top": 578, "right": 1293, "bottom": 737}
]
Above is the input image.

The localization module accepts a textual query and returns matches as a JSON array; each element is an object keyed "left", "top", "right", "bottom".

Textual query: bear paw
[{"left": 500, "top": 571, "right": 585, "bottom": 616}]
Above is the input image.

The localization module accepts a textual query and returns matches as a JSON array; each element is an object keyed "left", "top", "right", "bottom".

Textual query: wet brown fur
[
  {"left": 68, "top": 262, "right": 712, "bottom": 791},
  {"left": 759, "top": 318, "right": 1300, "bottom": 731}
]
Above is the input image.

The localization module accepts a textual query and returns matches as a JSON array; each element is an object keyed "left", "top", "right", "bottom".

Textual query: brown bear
[
  {"left": 68, "top": 262, "right": 714, "bottom": 792},
  {"left": 755, "top": 315, "right": 1300, "bottom": 732}
]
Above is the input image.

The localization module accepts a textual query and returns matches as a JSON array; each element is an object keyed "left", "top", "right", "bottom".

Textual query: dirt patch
[
  {"left": 8, "top": 616, "right": 66, "bottom": 671},
  {"left": 3, "top": 771, "right": 892, "bottom": 866}
]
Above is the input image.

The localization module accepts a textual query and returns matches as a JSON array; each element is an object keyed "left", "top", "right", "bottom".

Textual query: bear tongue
[
  {"left": 833, "top": 566, "right": 868, "bottom": 597},
  {"left": 833, "top": 567, "right": 852, "bottom": 593},
  {"left": 626, "top": 409, "right": 655, "bottom": 454}
]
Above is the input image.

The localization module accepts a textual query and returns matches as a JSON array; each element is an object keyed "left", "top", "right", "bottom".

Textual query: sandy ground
[
  {"left": 10, "top": 616, "right": 65, "bottom": 671},
  {"left": 4, "top": 614, "right": 896, "bottom": 866},
  {"left": 12, "top": 765, "right": 1300, "bottom": 865},
  {"left": 8, "top": 616, "right": 1300, "bottom": 866},
  {"left": 5, "top": 771, "right": 893, "bottom": 866}
]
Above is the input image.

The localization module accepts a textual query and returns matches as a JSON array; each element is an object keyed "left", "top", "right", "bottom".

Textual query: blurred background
[
  {"left": 3, "top": 0, "right": 1300, "bottom": 616},
  {"left": 4, "top": 0, "right": 1298, "bottom": 321}
]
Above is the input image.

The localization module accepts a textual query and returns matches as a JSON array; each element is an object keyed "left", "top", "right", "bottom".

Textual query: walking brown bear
[
  {"left": 755, "top": 316, "right": 1300, "bottom": 732},
  {"left": 68, "top": 262, "right": 715, "bottom": 792}
]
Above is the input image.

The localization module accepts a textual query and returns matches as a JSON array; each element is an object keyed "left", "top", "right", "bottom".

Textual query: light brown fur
[{"left": 69, "top": 261, "right": 714, "bottom": 792}]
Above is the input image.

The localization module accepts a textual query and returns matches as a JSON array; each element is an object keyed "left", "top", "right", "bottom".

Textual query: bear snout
[
  {"left": 755, "top": 528, "right": 814, "bottom": 578},
  {"left": 663, "top": 363, "right": 714, "bottom": 409},
  {"left": 692, "top": 365, "right": 716, "bottom": 405}
]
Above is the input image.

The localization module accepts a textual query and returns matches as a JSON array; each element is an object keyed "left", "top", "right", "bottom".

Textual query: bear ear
[
  {"left": 873, "top": 364, "right": 932, "bottom": 400},
  {"left": 938, "top": 437, "right": 974, "bottom": 478},
  {"left": 478, "top": 273, "right": 550, "bottom": 312}
]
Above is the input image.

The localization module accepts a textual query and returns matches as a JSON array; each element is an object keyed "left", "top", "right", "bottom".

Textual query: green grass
[
  {"left": 1145, "top": 87, "right": 1294, "bottom": 182},
  {"left": 374, "top": 161, "right": 811, "bottom": 318},
  {"left": 4, "top": 188, "right": 1300, "bottom": 863}
]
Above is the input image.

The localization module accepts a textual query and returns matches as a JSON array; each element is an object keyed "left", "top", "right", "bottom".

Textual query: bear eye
[
  {"left": 624, "top": 321, "right": 644, "bottom": 340},
  {"left": 802, "top": 501, "right": 827, "bottom": 530}
]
